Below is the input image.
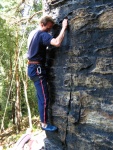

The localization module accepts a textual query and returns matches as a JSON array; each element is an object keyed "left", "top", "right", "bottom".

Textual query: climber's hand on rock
[{"left": 62, "top": 19, "right": 68, "bottom": 30}]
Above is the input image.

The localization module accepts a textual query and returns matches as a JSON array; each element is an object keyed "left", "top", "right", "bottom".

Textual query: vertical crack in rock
[
  {"left": 64, "top": 70, "right": 81, "bottom": 149},
  {"left": 64, "top": 71, "right": 73, "bottom": 149}
]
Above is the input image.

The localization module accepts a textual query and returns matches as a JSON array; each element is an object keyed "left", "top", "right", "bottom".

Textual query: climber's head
[{"left": 39, "top": 16, "right": 55, "bottom": 32}]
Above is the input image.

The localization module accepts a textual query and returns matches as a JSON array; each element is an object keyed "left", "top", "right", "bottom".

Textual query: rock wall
[{"left": 43, "top": 0, "right": 113, "bottom": 149}]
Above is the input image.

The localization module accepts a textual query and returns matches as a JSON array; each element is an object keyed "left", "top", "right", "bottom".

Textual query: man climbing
[{"left": 27, "top": 16, "right": 68, "bottom": 131}]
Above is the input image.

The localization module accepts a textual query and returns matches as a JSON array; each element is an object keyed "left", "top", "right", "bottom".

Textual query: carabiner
[{"left": 37, "top": 66, "right": 41, "bottom": 74}]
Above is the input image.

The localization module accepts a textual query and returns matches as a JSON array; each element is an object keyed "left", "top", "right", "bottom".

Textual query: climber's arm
[{"left": 50, "top": 19, "right": 68, "bottom": 47}]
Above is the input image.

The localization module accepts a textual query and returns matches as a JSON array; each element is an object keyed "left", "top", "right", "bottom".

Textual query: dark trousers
[{"left": 27, "top": 64, "right": 49, "bottom": 123}]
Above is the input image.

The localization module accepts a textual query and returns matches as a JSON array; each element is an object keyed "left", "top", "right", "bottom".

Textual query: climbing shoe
[{"left": 41, "top": 124, "right": 57, "bottom": 132}]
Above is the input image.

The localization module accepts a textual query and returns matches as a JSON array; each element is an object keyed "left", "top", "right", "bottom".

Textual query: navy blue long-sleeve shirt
[{"left": 27, "top": 29, "right": 53, "bottom": 65}]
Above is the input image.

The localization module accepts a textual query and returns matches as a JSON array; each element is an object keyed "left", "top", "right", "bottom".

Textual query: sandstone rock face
[{"left": 43, "top": 0, "right": 113, "bottom": 149}]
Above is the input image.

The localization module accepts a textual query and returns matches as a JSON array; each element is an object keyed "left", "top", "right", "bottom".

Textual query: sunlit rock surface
[{"left": 42, "top": 0, "right": 113, "bottom": 149}]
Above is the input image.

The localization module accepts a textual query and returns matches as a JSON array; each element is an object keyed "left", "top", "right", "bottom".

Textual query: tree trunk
[
  {"left": 15, "top": 63, "right": 21, "bottom": 132},
  {"left": 15, "top": 31, "right": 21, "bottom": 132},
  {"left": 23, "top": 79, "right": 32, "bottom": 129}
]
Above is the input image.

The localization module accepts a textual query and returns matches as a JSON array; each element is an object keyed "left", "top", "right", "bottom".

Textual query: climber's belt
[{"left": 28, "top": 60, "right": 41, "bottom": 65}]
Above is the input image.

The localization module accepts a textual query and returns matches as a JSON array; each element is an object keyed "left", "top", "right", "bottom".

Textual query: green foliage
[
  {"left": 0, "top": 18, "right": 15, "bottom": 69},
  {"left": 33, "top": 0, "right": 42, "bottom": 12},
  {"left": 0, "top": 0, "right": 42, "bottom": 131},
  {"left": 0, "top": 17, "right": 16, "bottom": 128}
]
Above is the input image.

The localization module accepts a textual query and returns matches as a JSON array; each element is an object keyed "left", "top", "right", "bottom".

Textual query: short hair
[{"left": 39, "top": 16, "right": 55, "bottom": 26}]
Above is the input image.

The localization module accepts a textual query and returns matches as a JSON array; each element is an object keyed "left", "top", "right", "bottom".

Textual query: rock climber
[{"left": 27, "top": 16, "right": 68, "bottom": 131}]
